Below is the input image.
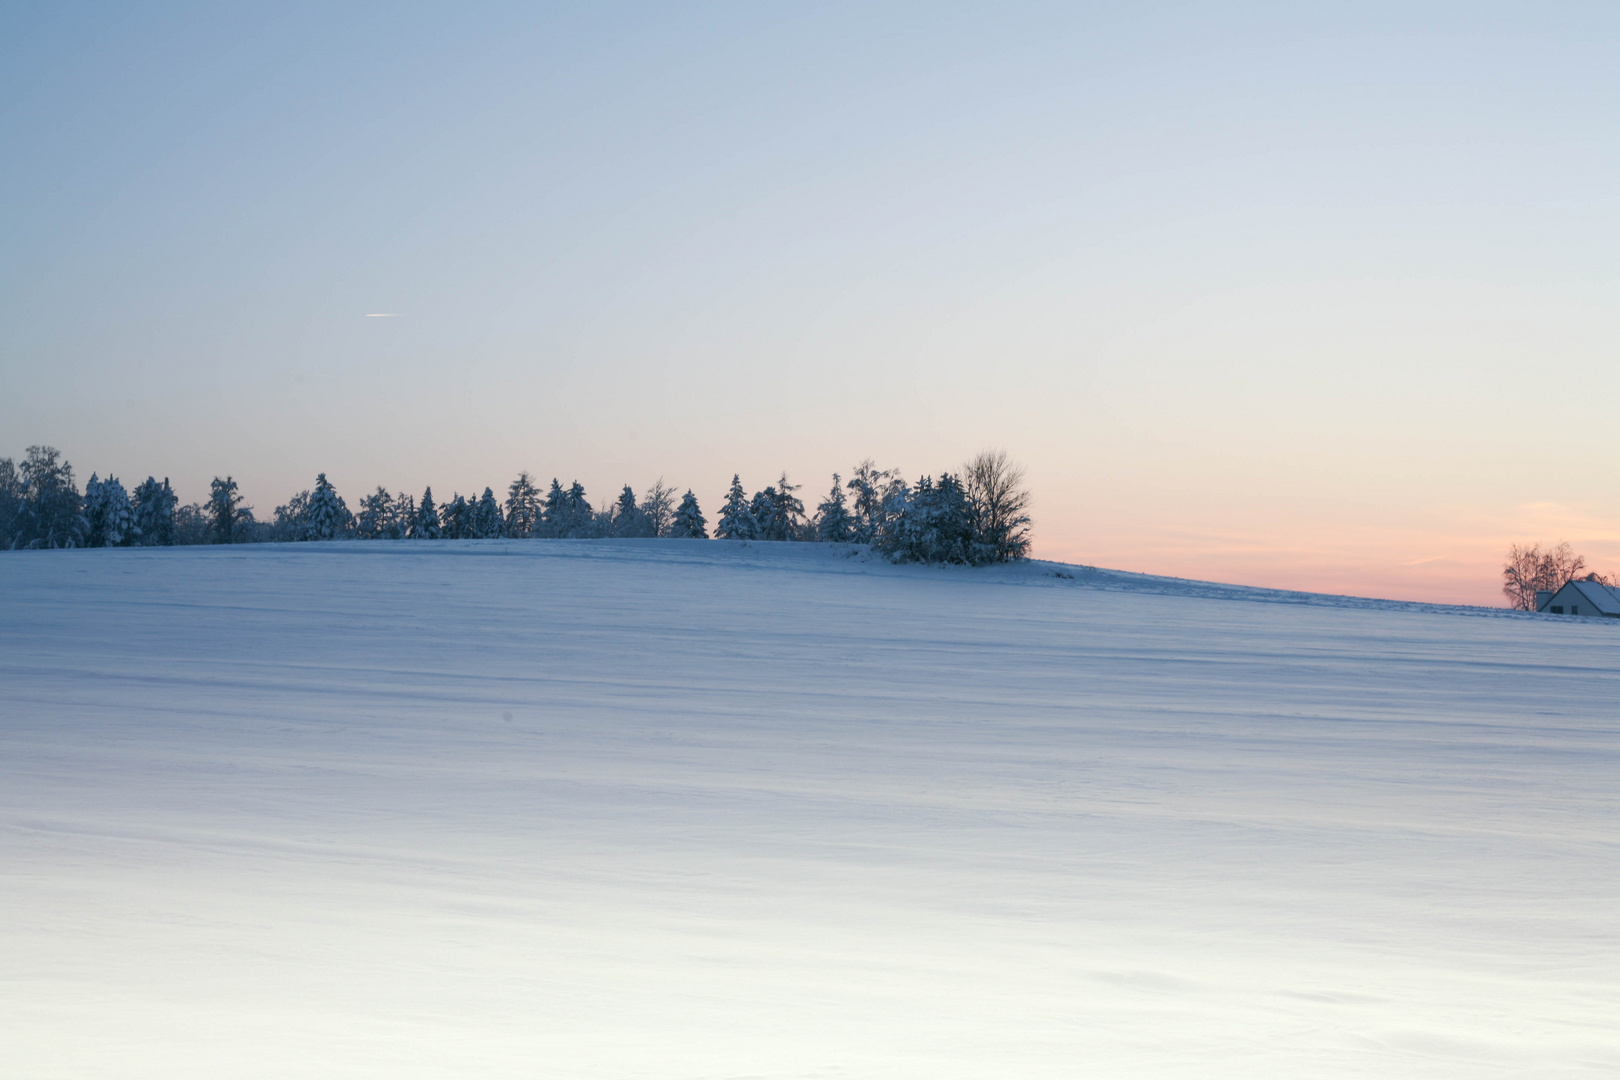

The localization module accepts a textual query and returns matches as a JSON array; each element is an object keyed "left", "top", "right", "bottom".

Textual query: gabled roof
[{"left": 1551, "top": 579, "right": 1620, "bottom": 615}]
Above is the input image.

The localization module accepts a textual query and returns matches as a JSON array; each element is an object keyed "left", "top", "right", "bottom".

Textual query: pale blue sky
[{"left": 4, "top": 3, "right": 1617, "bottom": 600}]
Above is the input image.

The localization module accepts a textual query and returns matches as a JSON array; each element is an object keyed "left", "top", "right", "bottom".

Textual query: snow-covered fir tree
[
  {"left": 559, "top": 481, "right": 592, "bottom": 538},
  {"left": 390, "top": 491, "right": 415, "bottom": 539},
  {"left": 440, "top": 494, "right": 473, "bottom": 539},
  {"left": 274, "top": 490, "right": 311, "bottom": 540},
  {"left": 131, "top": 477, "right": 177, "bottom": 546},
  {"left": 845, "top": 460, "right": 897, "bottom": 545},
  {"left": 208, "top": 477, "right": 253, "bottom": 544},
  {"left": 504, "top": 472, "right": 541, "bottom": 538},
  {"left": 473, "top": 487, "right": 504, "bottom": 538},
  {"left": 355, "top": 487, "right": 395, "bottom": 539},
  {"left": 411, "top": 488, "right": 441, "bottom": 539},
  {"left": 83, "top": 473, "right": 136, "bottom": 547},
  {"left": 815, "top": 474, "right": 852, "bottom": 543},
  {"left": 747, "top": 487, "right": 774, "bottom": 537},
  {"left": 751, "top": 474, "right": 805, "bottom": 541},
  {"left": 303, "top": 473, "right": 352, "bottom": 540},
  {"left": 611, "top": 484, "right": 653, "bottom": 537},
  {"left": 715, "top": 475, "right": 755, "bottom": 539},
  {"left": 671, "top": 490, "right": 707, "bottom": 538},
  {"left": 12, "top": 446, "right": 87, "bottom": 549},
  {"left": 0, "top": 457, "right": 21, "bottom": 550},
  {"left": 541, "top": 479, "right": 567, "bottom": 538}
]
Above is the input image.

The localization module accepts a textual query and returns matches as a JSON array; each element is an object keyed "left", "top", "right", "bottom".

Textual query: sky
[{"left": 3, "top": 2, "right": 1617, "bottom": 604}]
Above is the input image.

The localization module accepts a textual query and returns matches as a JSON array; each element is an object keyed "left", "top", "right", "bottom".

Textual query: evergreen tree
[
  {"left": 440, "top": 494, "right": 472, "bottom": 539},
  {"left": 207, "top": 477, "right": 253, "bottom": 544},
  {"left": 749, "top": 474, "right": 804, "bottom": 541},
  {"left": 560, "top": 481, "right": 593, "bottom": 538},
  {"left": 0, "top": 457, "right": 21, "bottom": 549},
  {"left": 390, "top": 491, "right": 415, "bottom": 539},
  {"left": 303, "top": 473, "right": 352, "bottom": 540},
  {"left": 474, "top": 487, "right": 504, "bottom": 538},
  {"left": 716, "top": 475, "right": 755, "bottom": 539},
  {"left": 878, "top": 473, "right": 974, "bottom": 564},
  {"left": 131, "top": 477, "right": 178, "bottom": 546},
  {"left": 748, "top": 488, "right": 774, "bottom": 534},
  {"left": 16, "top": 446, "right": 87, "bottom": 548},
  {"left": 815, "top": 474, "right": 852, "bottom": 543},
  {"left": 355, "top": 487, "right": 394, "bottom": 539},
  {"left": 671, "top": 490, "right": 708, "bottom": 538},
  {"left": 611, "top": 484, "right": 653, "bottom": 537},
  {"left": 772, "top": 473, "right": 807, "bottom": 540},
  {"left": 505, "top": 472, "right": 541, "bottom": 538},
  {"left": 541, "top": 478, "right": 567, "bottom": 538},
  {"left": 274, "top": 490, "right": 311, "bottom": 540},
  {"left": 84, "top": 473, "right": 135, "bottom": 547},
  {"left": 846, "top": 460, "right": 896, "bottom": 545},
  {"left": 411, "top": 487, "right": 442, "bottom": 539}
]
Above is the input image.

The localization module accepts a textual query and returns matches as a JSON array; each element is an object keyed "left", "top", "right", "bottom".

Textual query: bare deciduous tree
[
  {"left": 963, "top": 449, "right": 1032, "bottom": 562},
  {"left": 1502, "top": 541, "right": 1597, "bottom": 610}
]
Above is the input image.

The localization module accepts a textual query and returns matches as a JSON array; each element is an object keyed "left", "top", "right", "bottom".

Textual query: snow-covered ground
[{"left": 2, "top": 540, "right": 1616, "bottom": 1078}]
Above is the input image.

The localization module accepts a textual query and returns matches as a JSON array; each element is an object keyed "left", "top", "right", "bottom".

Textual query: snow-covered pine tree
[
  {"left": 749, "top": 487, "right": 776, "bottom": 538},
  {"left": 715, "top": 475, "right": 755, "bottom": 540},
  {"left": 671, "top": 490, "right": 707, "bottom": 538},
  {"left": 846, "top": 460, "right": 898, "bottom": 544},
  {"left": 0, "top": 457, "right": 21, "bottom": 550},
  {"left": 473, "top": 487, "right": 504, "bottom": 538},
  {"left": 17, "top": 446, "right": 87, "bottom": 549},
  {"left": 302, "top": 473, "right": 352, "bottom": 541},
  {"left": 540, "top": 478, "right": 567, "bottom": 538},
  {"left": 877, "top": 473, "right": 973, "bottom": 564},
  {"left": 411, "top": 488, "right": 442, "bottom": 539},
  {"left": 84, "top": 473, "right": 135, "bottom": 547},
  {"left": 771, "top": 474, "right": 806, "bottom": 540},
  {"left": 390, "top": 491, "right": 415, "bottom": 539},
  {"left": 82, "top": 473, "right": 106, "bottom": 545},
  {"left": 563, "top": 481, "right": 592, "bottom": 538},
  {"left": 611, "top": 484, "right": 652, "bottom": 537},
  {"left": 274, "top": 491, "right": 311, "bottom": 541},
  {"left": 208, "top": 477, "right": 253, "bottom": 544},
  {"left": 131, "top": 477, "right": 177, "bottom": 546},
  {"left": 504, "top": 472, "right": 541, "bottom": 538},
  {"left": 440, "top": 494, "right": 472, "bottom": 539},
  {"left": 815, "top": 474, "right": 852, "bottom": 543},
  {"left": 355, "top": 487, "right": 394, "bottom": 539}
]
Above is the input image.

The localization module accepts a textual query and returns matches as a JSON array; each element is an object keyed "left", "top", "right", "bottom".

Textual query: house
[{"left": 1536, "top": 579, "right": 1620, "bottom": 617}]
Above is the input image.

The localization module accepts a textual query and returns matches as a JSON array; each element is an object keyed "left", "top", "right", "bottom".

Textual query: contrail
[{"left": 364, "top": 313, "right": 400, "bottom": 318}]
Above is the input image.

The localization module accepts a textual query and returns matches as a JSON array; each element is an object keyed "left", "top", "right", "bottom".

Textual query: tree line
[
  {"left": 1502, "top": 541, "right": 1613, "bottom": 610},
  {"left": 1, "top": 446, "right": 1032, "bottom": 564}
]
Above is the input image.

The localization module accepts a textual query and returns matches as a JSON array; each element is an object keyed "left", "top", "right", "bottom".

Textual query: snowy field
[{"left": 2, "top": 540, "right": 1616, "bottom": 1078}]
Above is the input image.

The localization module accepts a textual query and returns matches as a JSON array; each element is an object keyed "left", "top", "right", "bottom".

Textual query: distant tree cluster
[
  {"left": 1502, "top": 541, "right": 1613, "bottom": 610},
  {"left": 1, "top": 446, "right": 1033, "bottom": 564}
]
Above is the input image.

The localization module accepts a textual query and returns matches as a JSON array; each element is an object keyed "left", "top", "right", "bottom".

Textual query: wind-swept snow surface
[{"left": 2, "top": 541, "right": 1616, "bottom": 1078}]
